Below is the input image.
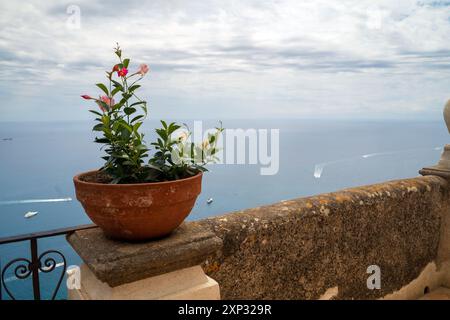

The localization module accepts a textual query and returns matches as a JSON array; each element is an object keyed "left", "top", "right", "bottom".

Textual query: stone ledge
[
  {"left": 67, "top": 223, "right": 223, "bottom": 287},
  {"left": 420, "top": 167, "right": 450, "bottom": 179},
  {"left": 196, "top": 176, "right": 449, "bottom": 299}
]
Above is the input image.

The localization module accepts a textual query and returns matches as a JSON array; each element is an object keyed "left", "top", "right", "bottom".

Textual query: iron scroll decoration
[
  {"left": 38, "top": 250, "right": 67, "bottom": 300},
  {"left": 0, "top": 223, "right": 96, "bottom": 300},
  {"left": 0, "top": 249, "right": 67, "bottom": 300}
]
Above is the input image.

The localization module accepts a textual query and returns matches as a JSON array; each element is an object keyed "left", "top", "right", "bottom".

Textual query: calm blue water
[{"left": 0, "top": 119, "right": 446, "bottom": 299}]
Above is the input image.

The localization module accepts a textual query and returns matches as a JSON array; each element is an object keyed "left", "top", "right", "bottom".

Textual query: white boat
[{"left": 24, "top": 211, "right": 38, "bottom": 219}]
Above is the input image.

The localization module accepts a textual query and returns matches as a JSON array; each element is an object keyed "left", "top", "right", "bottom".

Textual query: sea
[{"left": 0, "top": 119, "right": 446, "bottom": 299}]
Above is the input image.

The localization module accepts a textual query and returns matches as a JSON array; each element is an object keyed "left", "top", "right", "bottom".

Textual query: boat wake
[
  {"left": 0, "top": 198, "right": 72, "bottom": 206},
  {"left": 314, "top": 146, "right": 442, "bottom": 179}
]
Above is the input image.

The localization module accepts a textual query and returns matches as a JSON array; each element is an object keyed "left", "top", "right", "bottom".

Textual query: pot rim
[{"left": 73, "top": 169, "right": 203, "bottom": 187}]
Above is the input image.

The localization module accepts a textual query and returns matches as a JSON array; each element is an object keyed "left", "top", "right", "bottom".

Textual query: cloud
[{"left": 0, "top": 0, "right": 450, "bottom": 121}]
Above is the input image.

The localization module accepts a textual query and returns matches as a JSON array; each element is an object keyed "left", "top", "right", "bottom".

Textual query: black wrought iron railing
[{"left": 0, "top": 224, "right": 96, "bottom": 300}]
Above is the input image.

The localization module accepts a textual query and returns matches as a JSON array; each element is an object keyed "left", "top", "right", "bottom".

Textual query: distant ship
[{"left": 24, "top": 211, "right": 38, "bottom": 219}]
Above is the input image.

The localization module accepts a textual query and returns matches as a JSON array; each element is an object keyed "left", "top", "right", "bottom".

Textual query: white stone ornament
[{"left": 444, "top": 100, "right": 450, "bottom": 134}]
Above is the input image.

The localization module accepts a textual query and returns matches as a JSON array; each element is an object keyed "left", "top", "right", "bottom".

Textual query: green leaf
[
  {"left": 131, "top": 115, "right": 144, "bottom": 123},
  {"left": 123, "top": 59, "right": 130, "bottom": 68},
  {"left": 121, "top": 93, "right": 132, "bottom": 100},
  {"left": 96, "top": 83, "right": 109, "bottom": 96},
  {"left": 112, "top": 80, "right": 123, "bottom": 89},
  {"left": 112, "top": 152, "right": 129, "bottom": 159},
  {"left": 95, "top": 138, "right": 110, "bottom": 143},
  {"left": 89, "top": 110, "right": 103, "bottom": 117},
  {"left": 118, "top": 121, "right": 133, "bottom": 133},
  {"left": 133, "top": 122, "right": 142, "bottom": 132},
  {"left": 137, "top": 144, "right": 148, "bottom": 152},
  {"left": 129, "top": 101, "right": 146, "bottom": 108},
  {"left": 147, "top": 164, "right": 163, "bottom": 172},
  {"left": 92, "top": 124, "right": 104, "bottom": 131},
  {"left": 168, "top": 123, "right": 181, "bottom": 135},
  {"left": 101, "top": 114, "right": 110, "bottom": 125},
  {"left": 129, "top": 84, "right": 140, "bottom": 92},
  {"left": 156, "top": 128, "right": 168, "bottom": 141},
  {"left": 124, "top": 107, "right": 136, "bottom": 115},
  {"left": 112, "top": 100, "right": 124, "bottom": 110},
  {"left": 111, "top": 87, "right": 122, "bottom": 96}
]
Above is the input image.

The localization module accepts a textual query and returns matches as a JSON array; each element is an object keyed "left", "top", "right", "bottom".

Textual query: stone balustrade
[{"left": 67, "top": 175, "right": 450, "bottom": 300}]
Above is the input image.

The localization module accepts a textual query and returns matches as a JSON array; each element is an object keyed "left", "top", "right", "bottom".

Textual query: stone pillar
[
  {"left": 420, "top": 99, "right": 450, "bottom": 289},
  {"left": 420, "top": 100, "right": 450, "bottom": 179},
  {"left": 66, "top": 223, "right": 222, "bottom": 300}
]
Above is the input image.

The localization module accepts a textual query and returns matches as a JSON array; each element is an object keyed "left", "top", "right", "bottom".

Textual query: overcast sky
[{"left": 1, "top": 0, "right": 450, "bottom": 121}]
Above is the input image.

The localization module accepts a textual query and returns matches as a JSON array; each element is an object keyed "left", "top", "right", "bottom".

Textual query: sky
[{"left": 1, "top": 0, "right": 450, "bottom": 121}]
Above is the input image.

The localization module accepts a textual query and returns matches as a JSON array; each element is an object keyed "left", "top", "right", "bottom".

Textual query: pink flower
[
  {"left": 81, "top": 95, "right": 94, "bottom": 100},
  {"left": 101, "top": 95, "right": 115, "bottom": 107},
  {"left": 118, "top": 67, "right": 128, "bottom": 77},
  {"left": 137, "top": 64, "right": 149, "bottom": 76},
  {"left": 96, "top": 96, "right": 114, "bottom": 112}
]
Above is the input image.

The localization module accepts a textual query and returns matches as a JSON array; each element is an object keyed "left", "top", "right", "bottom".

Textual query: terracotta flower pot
[{"left": 73, "top": 170, "right": 202, "bottom": 241}]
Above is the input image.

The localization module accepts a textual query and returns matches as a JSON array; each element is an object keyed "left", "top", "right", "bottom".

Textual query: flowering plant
[{"left": 82, "top": 44, "right": 223, "bottom": 184}]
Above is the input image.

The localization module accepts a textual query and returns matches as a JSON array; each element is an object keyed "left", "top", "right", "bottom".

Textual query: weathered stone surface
[
  {"left": 195, "top": 176, "right": 449, "bottom": 300},
  {"left": 67, "top": 223, "right": 222, "bottom": 287},
  {"left": 420, "top": 164, "right": 450, "bottom": 179}
]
